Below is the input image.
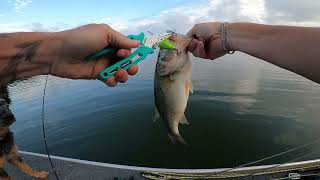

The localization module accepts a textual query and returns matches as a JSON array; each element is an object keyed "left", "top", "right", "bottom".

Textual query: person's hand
[
  {"left": 187, "top": 22, "right": 226, "bottom": 60},
  {"left": 50, "top": 24, "right": 140, "bottom": 87}
]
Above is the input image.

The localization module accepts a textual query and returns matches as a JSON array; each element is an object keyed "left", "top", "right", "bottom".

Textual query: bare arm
[
  {"left": 0, "top": 24, "right": 140, "bottom": 86},
  {"left": 0, "top": 32, "right": 56, "bottom": 84},
  {"left": 187, "top": 22, "right": 320, "bottom": 84}
]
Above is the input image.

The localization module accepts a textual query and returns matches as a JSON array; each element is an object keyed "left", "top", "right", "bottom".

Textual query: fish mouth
[
  {"left": 167, "top": 33, "right": 191, "bottom": 52},
  {"left": 168, "top": 33, "right": 178, "bottom": 42}
]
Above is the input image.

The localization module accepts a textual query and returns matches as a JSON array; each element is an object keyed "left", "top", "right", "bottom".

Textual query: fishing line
[
  {"left": 143, "top": 140, "right": 320, "bottom": 179},
  {"left": 239, "top": 150, "right": 320, "bottom": 180},
  {"left": 40, "top": 74, "right": 320, "bottom": 180},
  {"left": 212, "top": 137, "right": 320, "bottom": 176},
  {"left": 42, "top": 74, "right": 60, "bottom": 180}
]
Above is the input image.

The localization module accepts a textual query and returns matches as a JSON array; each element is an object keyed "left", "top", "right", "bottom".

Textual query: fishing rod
[
  {"left": 209, "top": 136, "right": 320, "bottom": 177},
  {"left": 142, "top": 142, "right": 320, "bottom": 180},
  {"left": 238, "top": 150, "right": 320, "bottom": 180}
]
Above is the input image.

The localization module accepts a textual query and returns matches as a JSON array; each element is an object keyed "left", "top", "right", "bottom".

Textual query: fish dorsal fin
[
  {"left": 153, "top": 106, "right": 160, "bottom": 122},
  {"left": 180, "top": 114, "right": 189, "bottom": 125},
  {"left": 187, "top": 80, "right": 193, "bottom": 94}
]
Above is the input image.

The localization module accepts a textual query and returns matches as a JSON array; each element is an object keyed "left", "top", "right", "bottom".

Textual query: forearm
[
  {"left": 0, "top": 32, "right": 60, "bottom": 84},
  {"left": 227, "top": 23, "right": 320, "bottom": 83}
]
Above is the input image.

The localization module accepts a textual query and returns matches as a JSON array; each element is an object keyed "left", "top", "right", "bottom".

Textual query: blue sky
[
  {"left": 0, "top": 0, "right": 319, "bottom": 33},
  {"left": 0, "top": 0, "right": 195, "bottom": 25}
]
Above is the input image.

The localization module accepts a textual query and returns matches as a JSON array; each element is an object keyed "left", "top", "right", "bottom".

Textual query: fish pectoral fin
[
  {"left": 180, "top": 114, "right": 189, "bottom": 125},
  {"left": 187, "top": 80, "right": 193, "bottom": 94},
  {"left": 153, "top": 106, "right": 160, "bottom": 122}
]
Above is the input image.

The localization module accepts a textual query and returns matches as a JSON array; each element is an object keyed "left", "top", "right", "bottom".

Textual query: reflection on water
[{"left": 6, "top": 52, "right": 320, "bottom": 168}]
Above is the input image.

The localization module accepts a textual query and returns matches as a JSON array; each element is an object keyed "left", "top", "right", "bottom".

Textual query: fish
[{"left": 154, "top": 33, "right": 193, "bottom": 145}]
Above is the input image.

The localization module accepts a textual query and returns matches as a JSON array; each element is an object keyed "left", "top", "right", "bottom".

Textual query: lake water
[{"left": 8, "top": 52, "right": 320, "bottom": 168}]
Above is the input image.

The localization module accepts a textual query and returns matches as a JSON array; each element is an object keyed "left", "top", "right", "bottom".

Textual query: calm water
[{"left": 8, "top": 52, "right": 320, "bottom": 168}]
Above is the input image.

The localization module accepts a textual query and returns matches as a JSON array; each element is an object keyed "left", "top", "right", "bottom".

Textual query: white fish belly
[{"left": 156, "top": 70, "right": 190, "bottom": 122}]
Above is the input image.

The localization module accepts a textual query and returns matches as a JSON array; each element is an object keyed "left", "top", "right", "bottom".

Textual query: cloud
[
  {"left": 27, "top": 22, "right": 70, "bottom": 32},
  {"left": 239, "top": 0, "right": 266, "bottom": 23},
  {"left": 102, "top": 0, "right": 320, "bottom": 35},
  {"left": 1, "top": 0, "right": 320, "bottom": 33},
  {"left": 102, "top": 0, "right": 267, "bottom": 35},
  {"left": 0, "top": 22, "right": 70, "bottom": 33},
  {"left": 265, "top": 0, "right": 320, "bottom": 24},
  {"left": 0, "top": 14, "right": 4, "bottom": 17},
  {"left": 0, "top": 22, "right": 30, "bottom": 33},
  {"left": 14, "top": 0, "right": 32, "bottom": 11}
]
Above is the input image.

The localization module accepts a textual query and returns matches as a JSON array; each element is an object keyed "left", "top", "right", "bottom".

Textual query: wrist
[
  {"left": 37, "top": 32, "right": 63, "bottom": 66},
  {"left": 220, "top": 23, "right": 235, "bottom": 54},
  {"left": 27, "top": 32, "right": 63, "bottom": 75},
  {"left": 224, "top": 23, "right": 239, "bottom": 51},
  {"left": 226, "top": 22, "right": 266, "bottom": 53}
]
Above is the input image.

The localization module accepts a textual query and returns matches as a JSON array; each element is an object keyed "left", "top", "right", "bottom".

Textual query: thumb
[{"left": 108, "top": 30, "right": 140, "bottom": 49}]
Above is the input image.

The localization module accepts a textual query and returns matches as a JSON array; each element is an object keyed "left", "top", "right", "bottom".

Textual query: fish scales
[{"left": 154, "top": 34, "right": 193, "bottom": 145}]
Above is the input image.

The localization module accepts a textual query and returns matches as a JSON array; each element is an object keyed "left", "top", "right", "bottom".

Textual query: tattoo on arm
[
  {"left": 5, "top": 40, "right": 42, "bottom": 81},
  {"left": 14, "top": 41, "right": 42, "bottom": 62}
]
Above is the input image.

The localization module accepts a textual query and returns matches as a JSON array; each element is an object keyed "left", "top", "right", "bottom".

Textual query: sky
[{"left": 0, "top": 0, "right": 319, "bottom": 34}]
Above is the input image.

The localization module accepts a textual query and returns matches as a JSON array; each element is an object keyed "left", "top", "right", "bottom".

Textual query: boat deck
[
  {"left": 5, "top": 151, "right": 320, "bottom": 180},
  {"left": 5, "top": 151, "right": 141, "bottom": 180}
]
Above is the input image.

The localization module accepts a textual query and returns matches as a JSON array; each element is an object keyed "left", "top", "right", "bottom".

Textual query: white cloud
[
  {"left": 264, "top": 0, "right": 320, "bottom": 26},
  {"left": 0, "top": 22, "right": 30, "bottom": 33},
  {"left": 102, "top": 0, "right": 320, "bottom": 35},
  {"left": 1, "top": 0, "right": 320, "bottom": 33},
  {"left": 0, "top": 22, "right": 70, "bottom": 33},
  {"left": 14, "top": 0, "right": 32, "bottom": 11},
  {"left": 100, "top": 0, "right": 269, "bottom": 35},
  {"left": 239, "top": 0, "right": 266, "bottom": 23}
]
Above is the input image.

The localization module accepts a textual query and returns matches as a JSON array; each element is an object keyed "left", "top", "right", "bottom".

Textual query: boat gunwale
[{"left": 19, "top": 151, "right": 320, "bottom": 174}]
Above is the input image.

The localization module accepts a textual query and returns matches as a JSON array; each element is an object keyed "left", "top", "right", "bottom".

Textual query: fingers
[
  {"left": 105, "top": 66, "right": 138, "bottom": 87},
  {"left": 188, "top": 39, "right": 199, "bottom": 52},
  {"left": 105, "top": 76, "right": 117, "bottom": 87},
  {"left": 108, "top": 29, "right": 140, "bottom": 49},
  {"left": 127, "top": 64, "right": 138, "bottom": 75},
  {"left": 188, "top": 39, "right": 207, "bottom": 58},
  {"left": 102, "top": 26, "right": 142, "bottom": 87},
  {"left": 104, "top": 49, "right": 138, "bottom": 87},
  {"left": 187, "top": 24, "right": 207, "bottom": 58},
  {"left": 187, "top": 22, "right": 220, "bottom": 39},
  {"left": 194, "top": 41, "right": 207, "bottom": 58},
  {"left": 115, "top": 69, "right": 128, "bottom": 83},
  {"left": 116, "top": 49, "right": 131, "bottom": 58}
]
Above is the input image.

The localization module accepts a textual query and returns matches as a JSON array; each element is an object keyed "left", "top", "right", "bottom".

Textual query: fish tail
[{"left": 168, "top": 133, "right": 188, "bottom": 146}]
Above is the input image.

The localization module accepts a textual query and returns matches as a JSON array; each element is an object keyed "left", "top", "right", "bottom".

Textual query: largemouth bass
[{"left": 154, "top": 33, "right": 193, "bottom": 145}]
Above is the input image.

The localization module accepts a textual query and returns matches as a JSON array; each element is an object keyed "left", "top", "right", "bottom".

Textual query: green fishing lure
[{"left": 159, "top": 39, "right": 176, "bottom": 50}]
